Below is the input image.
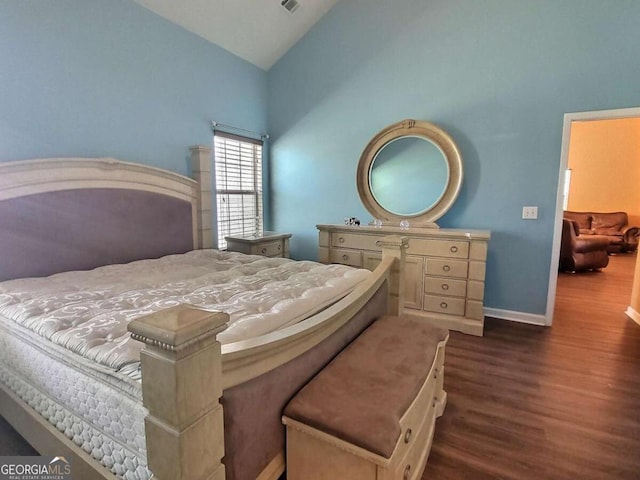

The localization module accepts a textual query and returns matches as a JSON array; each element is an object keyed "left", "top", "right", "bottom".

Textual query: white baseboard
[
  {"left": 625, "top": 306, "right": 640, "bottom": 326},
  {"left": 484, "top": 307, "right": 547, "bottom": 326},
  {"left": 486, "top": 306, "right": 640, "bottom": 328}
]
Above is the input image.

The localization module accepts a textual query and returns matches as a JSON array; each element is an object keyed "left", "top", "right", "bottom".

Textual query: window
[{"left": 214, "top": 132, "right": 263, "bottom": 250}]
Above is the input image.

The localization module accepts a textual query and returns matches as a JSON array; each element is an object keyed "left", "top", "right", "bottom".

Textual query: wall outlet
[{"left": 522, "top": 206, "right": 538, "bottom": 220}]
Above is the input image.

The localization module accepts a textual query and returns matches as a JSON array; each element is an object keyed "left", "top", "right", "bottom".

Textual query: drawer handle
[
  {"left": 442, "top": 265, "right": 451, "bottom": 272},
  {"left": 450, "top": 245, "right": 458, "bottom": 253},
  {"left": 261, "top": 248, "right": 267, "bottom": 254},
  {"left": 403, "top": 464, "right": 412, "bottom": 480},
  {"left": 338, "top": 237, "right": 345, "bottom": 243},
  {"left": 403, "top": 428, "right": 412, "bottom": 444},
  {"left": 342, "top": 254, "right": 349, "bottom": 261},
  {"left": 440, "top": 301, "right": 448, "bottom": 309},
  {"left": 277, "top": 245, "right": 281, "bottom": 250},
  {"left": 441, "top": 283, "right": 449, "bottom": 291},
  {"left": 375, "top": 240, "right": 382, "bottom": 247}
]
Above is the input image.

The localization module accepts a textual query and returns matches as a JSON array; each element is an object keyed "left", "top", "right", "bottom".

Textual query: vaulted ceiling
[{"left": 133, "top": 0, "right": 341, "bottom": 70}]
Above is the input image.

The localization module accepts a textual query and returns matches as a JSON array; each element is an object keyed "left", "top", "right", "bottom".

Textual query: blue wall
[
  {"left": 0, "top": 0, "right": 267, "bottom": 175},
  {"left": 3, "top": 0, "right": 639, "bottom": 317},
  {"left": 267, "top": 0, "right": 640, "bottom": 316}
]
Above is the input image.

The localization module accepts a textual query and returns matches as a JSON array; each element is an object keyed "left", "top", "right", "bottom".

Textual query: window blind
[{"left": 214, "top": 132, "right": 263, "bottom": 250}]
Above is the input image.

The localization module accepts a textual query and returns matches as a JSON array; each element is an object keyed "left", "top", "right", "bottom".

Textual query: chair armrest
[
  {"left": 573, "top": 237, "right": 610, "bottom": 254},
  {"left": 565, "top": 219, "right": 580, "bottom": 236},
  {"left": 622, "top": 226, "right": 639, "bottom": 246}
]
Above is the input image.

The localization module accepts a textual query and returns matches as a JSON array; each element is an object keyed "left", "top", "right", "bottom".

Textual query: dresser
[
  {"left": 317, "top": 224, "right": 490, "bottom": 335},
  {"left": 225, "top": 231, "right": 292, "bottom": 258}
]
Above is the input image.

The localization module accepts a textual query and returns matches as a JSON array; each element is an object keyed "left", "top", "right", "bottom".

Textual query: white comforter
[{"left": 0, "top": 249, "right": 369, "bottom": 376}]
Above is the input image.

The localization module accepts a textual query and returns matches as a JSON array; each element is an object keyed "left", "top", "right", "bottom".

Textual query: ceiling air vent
[{"left": 281, "top": 0, "right": 300, "bottom": 14}]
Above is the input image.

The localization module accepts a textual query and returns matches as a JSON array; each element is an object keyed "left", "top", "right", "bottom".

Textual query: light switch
[{"left": 522, "top": 206, "right": 538, "bottom": 220}]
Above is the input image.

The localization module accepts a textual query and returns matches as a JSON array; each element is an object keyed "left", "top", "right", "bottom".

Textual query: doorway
[{"left": 546, "top": 106, "right": 640, "bottom": 325}]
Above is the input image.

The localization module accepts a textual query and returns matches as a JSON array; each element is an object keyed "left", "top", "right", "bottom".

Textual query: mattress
[
  {"left": 0, "top": 319, "right": 150, "bottom": 479},
  {"left": 0, "top": 249, "right": 370, "bottom": 479},
  {"left": 0, "top": 249, "right": 370, "bottom": 379}
]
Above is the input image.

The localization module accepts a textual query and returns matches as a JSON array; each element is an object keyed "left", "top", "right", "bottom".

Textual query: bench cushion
[{"left": 283, "top": 315, "right": 448, "bottom": 458}]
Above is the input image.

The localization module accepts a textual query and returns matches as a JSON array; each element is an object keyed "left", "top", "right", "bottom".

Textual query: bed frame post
[
  {"left": 127, "top": 305, "right": 229, "bottom": 480},
  {"left": 190, "top": 145, "right": 214, "bottom": 249},
  {"left": 381, "top": 235, "right": 408, "bottom": 316}
]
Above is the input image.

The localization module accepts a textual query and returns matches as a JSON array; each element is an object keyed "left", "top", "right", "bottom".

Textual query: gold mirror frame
[{"left": 356, "top": 119, "right": 463, "bottom": 228}]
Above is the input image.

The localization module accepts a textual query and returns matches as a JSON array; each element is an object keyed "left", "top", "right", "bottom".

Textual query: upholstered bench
[{"left": 282, "top": 315, "right": 449, "bottom": 480}]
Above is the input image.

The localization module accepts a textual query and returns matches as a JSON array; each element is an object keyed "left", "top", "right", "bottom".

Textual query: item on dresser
[
  {"left": 282, "top": 315, "right": 449, "bottom": 480},
  {"left": 225, "top": 231, "right": 292, "bottom": 258},
  {"left": 318, "top": 224, "right": 490, "bottom": 336}
]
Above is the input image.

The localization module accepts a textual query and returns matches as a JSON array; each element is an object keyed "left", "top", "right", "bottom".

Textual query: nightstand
[{"left": 225, "top": 231, "right": 292, "bottom": 258}]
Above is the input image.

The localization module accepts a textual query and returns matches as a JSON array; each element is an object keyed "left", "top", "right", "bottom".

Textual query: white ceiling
[{"left": 133, "top": 0, "right": 341, "bottom": 70}]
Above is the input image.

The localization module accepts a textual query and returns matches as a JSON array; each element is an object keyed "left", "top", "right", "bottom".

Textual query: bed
[{"left": 0, "top": 146, "right": 407, "bottom": 480}]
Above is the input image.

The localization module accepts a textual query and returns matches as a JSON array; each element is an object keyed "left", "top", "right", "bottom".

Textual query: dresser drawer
[
  {"left": 424, "top": 295, "right": 466, "bottom": 316},
  {"left": 408, "top": 239, "right": 469, "bottom": 259},
  {"left": 425, "top": 277, "right": 467, "bottom": 297},
  {"left": 393, "top": 399, "right": 435, "bottom": 480},
  {"left": 425, "top": 258, "right": 468, "bottom": 278},
  {"left": 390, "top": 359, "right": 437, "bottom": 477},
  {"left": 253, "top": 241, "right": 284, "bottom": 257},
  {"left": 330, "top": 248, "right": 363, "bottom": 267},
  {"left": 331, "top": 232, "right": 382, "bottom": 251}
]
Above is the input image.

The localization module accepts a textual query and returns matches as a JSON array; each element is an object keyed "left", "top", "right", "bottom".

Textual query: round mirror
[
  {"left": 356, "top": 119, "right": 463, "bottom": 228},
  {"left": 369, "top": 136, "right": 449, "bottom": 216}
]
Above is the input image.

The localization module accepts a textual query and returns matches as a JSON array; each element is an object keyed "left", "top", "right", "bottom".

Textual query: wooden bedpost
[
  {"left": 381, "top": 235, "right": 408, "bottom": 316},
  {"left": 190, "top": 145, "right": 214, "bottom": 249},
  {"left": 127, "top": 305, "right": 228, "bottom": 480}
]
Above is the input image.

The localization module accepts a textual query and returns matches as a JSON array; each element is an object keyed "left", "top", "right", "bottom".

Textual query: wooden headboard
[{"left": 0, "top": 146, "right": 213, "bottom": 281}]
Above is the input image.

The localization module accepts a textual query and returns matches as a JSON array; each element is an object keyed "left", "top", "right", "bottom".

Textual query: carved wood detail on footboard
[{"left": 128, "top": 306, "right": 229, "bottom": 480}]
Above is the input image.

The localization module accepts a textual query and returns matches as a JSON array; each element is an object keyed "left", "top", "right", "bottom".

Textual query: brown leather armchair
[{"left": 560, "top": 219, "right": 610, "bottom": 272}]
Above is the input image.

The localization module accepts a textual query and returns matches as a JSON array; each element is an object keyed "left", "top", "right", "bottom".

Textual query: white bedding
[{"left": 0, "top": 249, "right": 370, "bottom": 377}]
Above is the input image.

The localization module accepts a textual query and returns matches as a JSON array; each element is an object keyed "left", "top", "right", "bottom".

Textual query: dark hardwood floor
[
  {"left": 1, "top": 255, "right": 639, "bottom": 479},
  {"left": 423, "top": 252, "right": 640, "bottom": 480}
]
